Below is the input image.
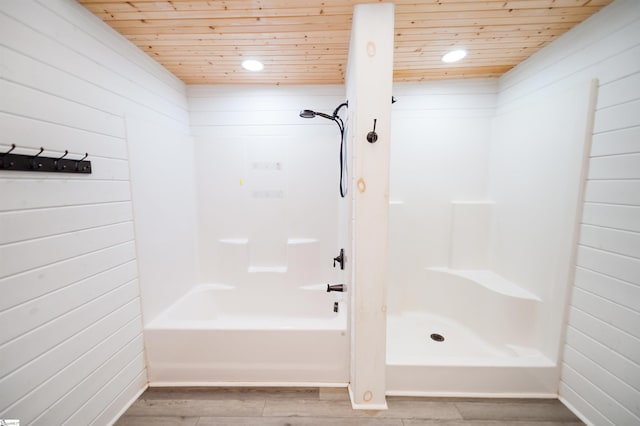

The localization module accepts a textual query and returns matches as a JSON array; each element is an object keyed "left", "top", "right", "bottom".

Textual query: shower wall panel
[
  {"left": 189, "top": 85, "right": 346, "bottom": 287},
  {"left": 387, "top": 79, "right": 497, "bottom": 313},
  {"left": 126, "top": 115, "right": 199, "bottom": 324},
  {"left": 490, "top": 79, "right": 595, "bottom": 364}
]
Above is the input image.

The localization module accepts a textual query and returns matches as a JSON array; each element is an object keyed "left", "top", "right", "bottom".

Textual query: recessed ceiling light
[
  {"left": 441, "top": 49, "right": 467, "bottom": 63},
  {"left": 242, "top": 59, "right": 264, "bottom": 71}
]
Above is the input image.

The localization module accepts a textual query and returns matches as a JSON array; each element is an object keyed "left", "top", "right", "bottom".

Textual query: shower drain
[{"left": 430, "top": 333, "right": 445, "bottom": 342}]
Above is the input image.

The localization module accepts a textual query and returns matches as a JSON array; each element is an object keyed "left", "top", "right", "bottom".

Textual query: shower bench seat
[{"left": 426, "top": 267, "right": 540, "bottom": 301}]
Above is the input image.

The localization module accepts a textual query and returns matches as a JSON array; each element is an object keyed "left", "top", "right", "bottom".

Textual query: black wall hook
[
  {"left": 0, "top": 144, "right": 92, "bottom": 174},
  {"left": 367, "top": 119, "right": 378, "bottom": 143},
  {"left": 0, "top": 144, "right": 16, "bottom": 169},
  {"left": 3, "top": 144, "right": 16, "bottom": 156},
  {"left": 31, "top": 147, "right": 45, "bottom": 169},
  {"left": 76, "top": 153, "right": 89, "bottom": 172},
  {"left": 55, "top": 150, "right": 69, "bottom": 170}
]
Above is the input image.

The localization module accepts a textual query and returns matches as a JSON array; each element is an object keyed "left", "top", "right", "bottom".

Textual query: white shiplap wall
[
  {"left": 0, "top": 0, "right": 189, "bottom": 425},
  {"left": 498, "top": 0, "right": 640, "bottom": 424}
]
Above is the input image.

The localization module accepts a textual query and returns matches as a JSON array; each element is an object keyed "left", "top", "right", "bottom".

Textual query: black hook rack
[{"left": 1, "top": 145, "right": 92, "bottom": 174}]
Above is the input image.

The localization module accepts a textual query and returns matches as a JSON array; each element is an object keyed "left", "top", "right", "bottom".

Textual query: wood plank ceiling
[{"left": 79, "top": 0, "right": 613, "bottom": 85}]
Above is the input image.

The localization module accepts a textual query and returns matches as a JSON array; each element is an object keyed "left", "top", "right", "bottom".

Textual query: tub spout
[{"left": 327, "top": 284, "right": 345, "bottom": 292}]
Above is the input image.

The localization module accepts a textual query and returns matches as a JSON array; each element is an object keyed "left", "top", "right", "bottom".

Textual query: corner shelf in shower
[
  {"left": 300, "top": 283, "right": 331, "bottom": 291},
  {"left": 219, "top": 238, "right": 249, "bottom": 245},
  {"left": 218, "top": 238, "right": 318, "bottom": 246},
  {"left": 287, "top": 238, "right": 318, "bottom": 244},
  {"left": 248, "top": 265, "right": 287, "bottom": 273},
  {"left": 217, "top": 237, "right": 320, "bottom": 276},
  {"left": 426, "top": 267, "right": 541, "bottom": 301}
]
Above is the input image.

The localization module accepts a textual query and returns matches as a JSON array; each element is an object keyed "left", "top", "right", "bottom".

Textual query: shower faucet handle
[{"left": 333, "top": 248, "right": 345, "bottom": 270}]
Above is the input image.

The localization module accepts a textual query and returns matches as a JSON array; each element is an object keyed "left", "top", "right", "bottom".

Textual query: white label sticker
[{"left": 252, "top": 162, "right": 282, "bottom": 171}]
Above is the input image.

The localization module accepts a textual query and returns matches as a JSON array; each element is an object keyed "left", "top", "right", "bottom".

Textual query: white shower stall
[{"left": 386, "top": 78, "right": 596, "bottom": 396}]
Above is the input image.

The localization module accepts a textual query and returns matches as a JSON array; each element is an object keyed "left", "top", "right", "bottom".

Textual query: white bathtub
[
  {"left": 386, "top": 268, "right": 557, "bottom": 397},
  {"left": 145, "top": 284, "right": 349, "bottom": 385}
]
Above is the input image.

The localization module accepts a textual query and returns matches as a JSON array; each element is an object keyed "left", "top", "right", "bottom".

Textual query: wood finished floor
[{"left": 115, "top": 387, "right": 585, "bottom": 426}]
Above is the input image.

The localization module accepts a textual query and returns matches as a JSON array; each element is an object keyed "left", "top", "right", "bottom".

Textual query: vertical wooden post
[{"left": 345, "top": 2, "right": 394, "bottom": 410}]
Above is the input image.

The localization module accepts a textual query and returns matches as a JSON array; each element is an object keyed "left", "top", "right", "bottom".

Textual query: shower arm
[
  {"left": 299, "top": 101, "right": 348, "bottom": 136},
  {"left": 329, "top": 102, "right": 348, "bottom": 139},
  {"left": 332, "top": 102, "right": 348, "bottom": 119},
  {"left": 314, "top": 102, "right": 347, "bottom": 137}
]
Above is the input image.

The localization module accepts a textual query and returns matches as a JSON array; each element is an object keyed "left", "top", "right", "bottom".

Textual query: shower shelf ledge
[
  {"left": 248, "top": 266, "right": 287, "bottom": 273},
  {"left": 218, "top": 238, "right": 318, "bottom": 245},
  {"left": 426, "top": 267, "right": 540, "bottom": 301},
  {"left": 300, "top": 283, "right": 331, "bottom": 291},
  {"left": 218, "top": 238, "right": 248, "bottom": 245},
  {"left": 287, "top": 238, "right": 318, "bottom": 245}
]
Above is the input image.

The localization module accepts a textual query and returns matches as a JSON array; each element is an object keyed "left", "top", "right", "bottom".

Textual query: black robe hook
[
  {"left": 1, "top": 144, "right": 16, "bottom": 168},
  {"left": 367, "top": 119, "right": 378, "bottom": 143},
  {"left": 31, "top": 147, "right": 44, "bottom": 169},
  {"left": 75, "top": 153, "right": 89, "bottom": 172},
  {"left": 55, "top": 150, "right": 68, "bottom": 170},
  {"left": 3, "top": 144, "right": 16, "bottom": 156}
]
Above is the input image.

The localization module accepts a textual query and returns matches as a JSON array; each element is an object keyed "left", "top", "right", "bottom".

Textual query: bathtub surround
[
  {"left": 345, "top": 2, "right": 395, "bottom": 410},
  {"left": 125, "top": 115, "right": 198, "bottom": 324},
  {"left": 180, "top": 84, "right": 350, "bottom": 386},
  {"left": 188, "top": 84, "right": 345, "bottom": 286}
]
